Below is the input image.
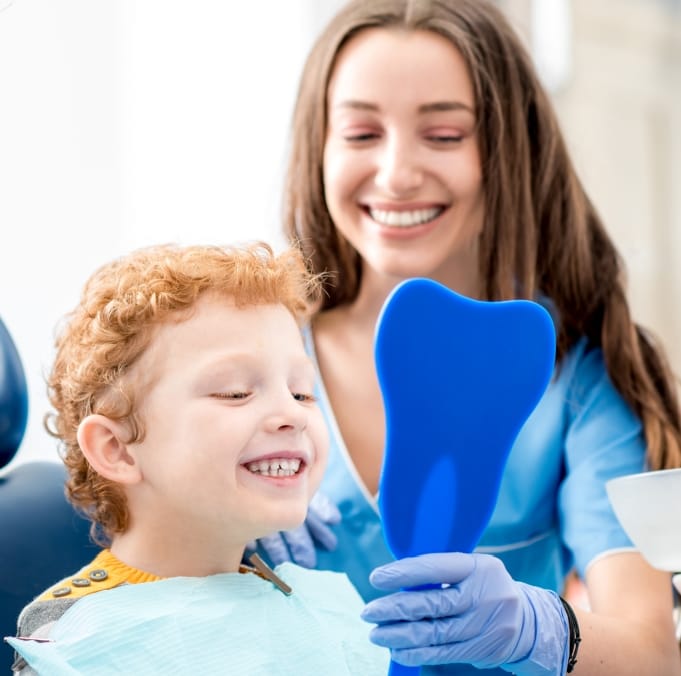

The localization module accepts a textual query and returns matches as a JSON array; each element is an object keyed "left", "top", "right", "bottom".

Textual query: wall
[
  {"left": 1, "top": 0, "right": 679, "bottom": 468},
  {"left": 0, "top": 0, "right": 333, "bottom": 465}
]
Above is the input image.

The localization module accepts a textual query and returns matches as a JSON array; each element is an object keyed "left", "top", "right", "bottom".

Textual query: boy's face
[{"left": 126, "top": 295, "right": 328, "bottom": 550}]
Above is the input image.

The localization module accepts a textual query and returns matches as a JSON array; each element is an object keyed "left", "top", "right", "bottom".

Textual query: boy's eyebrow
[
  {"left": 332, "top": 99, "right": 474, "bottom": 114},
  {"left": 196, "top": 353, "right": 316, "bottom": 378},
  {"left": 199, "top": 353, "right": 254, "bottom": 370},
  {"left": 192, "top": 353, "right": 256, "bottom": 382}
]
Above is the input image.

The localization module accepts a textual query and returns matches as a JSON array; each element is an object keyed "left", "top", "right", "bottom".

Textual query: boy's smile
[{"left": 243, "top": 451, "right": 308, "bottom": 478}]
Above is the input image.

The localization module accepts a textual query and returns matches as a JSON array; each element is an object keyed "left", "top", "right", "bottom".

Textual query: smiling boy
[{"left": 8, "top": 243, "right": 388, "bottom": 675}]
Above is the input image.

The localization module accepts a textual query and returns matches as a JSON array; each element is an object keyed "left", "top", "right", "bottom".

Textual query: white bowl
[{"left": 606, "top": 468, "right": 681, "bottom": 572}]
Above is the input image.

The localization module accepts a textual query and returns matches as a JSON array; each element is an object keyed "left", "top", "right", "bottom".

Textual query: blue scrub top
[
  {"left": 308, "top": 331, "right": 643, "bottom": 596},
  {"left": 306, "top": 331, "right": 645, "bottom": 676}
]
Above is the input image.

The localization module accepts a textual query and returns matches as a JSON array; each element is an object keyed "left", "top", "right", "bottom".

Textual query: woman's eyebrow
[
  {"left": 418, "top": 100, "right": 474, "bottom": 114},
  {"left": 331, "top": 99, "right": 474, "bottom": 114},
  {"left": 332, "top": 99, "right": 379, "bottom": 111}
]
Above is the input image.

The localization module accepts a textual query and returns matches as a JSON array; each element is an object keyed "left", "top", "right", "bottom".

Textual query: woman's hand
[{"left": 362, "top": 552, "right": 569, "bottom": 675}]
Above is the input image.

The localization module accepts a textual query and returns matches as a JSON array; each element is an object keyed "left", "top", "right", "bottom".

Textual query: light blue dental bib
[{"left": 8, "top": 563, "right": 389, "bottom": 675}]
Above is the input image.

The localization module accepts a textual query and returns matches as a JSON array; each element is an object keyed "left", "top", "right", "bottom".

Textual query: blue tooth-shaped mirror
[{"left": 374, "top": 279, "right": 555, "bottom": 676}]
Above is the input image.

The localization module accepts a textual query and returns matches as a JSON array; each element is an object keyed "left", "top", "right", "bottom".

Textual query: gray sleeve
[{"left": 11, "top": 598, "right": 78, "bottom": 674}]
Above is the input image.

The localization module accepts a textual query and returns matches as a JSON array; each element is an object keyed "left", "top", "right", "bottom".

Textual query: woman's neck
[{"left": 335, "top": 260, "right": 482, "bottom": 329}]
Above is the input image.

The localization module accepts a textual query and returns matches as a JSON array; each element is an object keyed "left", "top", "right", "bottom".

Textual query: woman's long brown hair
[{"left": 283, "top": 0, "right": 681, "bottom": 470}]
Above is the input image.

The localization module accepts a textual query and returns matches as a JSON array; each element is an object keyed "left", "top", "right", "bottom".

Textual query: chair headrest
[{"left": 0, "top": 317, "right": 29, "bottom": 469}]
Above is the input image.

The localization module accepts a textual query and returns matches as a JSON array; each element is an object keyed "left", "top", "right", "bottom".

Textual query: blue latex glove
[
  {"left": 361, "top": 553, "right": 569, "bottom": 676},
  {"left": 246, "top": 492, "right": 341, "bottom": 568}
]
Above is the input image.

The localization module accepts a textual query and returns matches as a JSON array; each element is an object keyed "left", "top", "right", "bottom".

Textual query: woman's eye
[
  {"left": 342, "top": 130, "right": 380, "bottom": 143},
  {"left": 292, "top": 392, "right": 316, "bottom": 403},
  {"left": 426, "top": 134, "right": 464, "bottom": 144},
  {"left": 345, "top": 135, "right": 377, "bottom": 142}
]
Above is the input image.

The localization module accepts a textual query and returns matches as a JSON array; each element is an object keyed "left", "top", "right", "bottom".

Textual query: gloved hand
[
  {"left": 361, "top": 553, "right": 569, "bottom": 676},
  {"left": 245, "top": 492, "right": 341, "bottom": 568}
]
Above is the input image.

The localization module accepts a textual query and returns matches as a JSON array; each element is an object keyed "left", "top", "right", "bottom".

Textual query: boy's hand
[{"left": 245, "top": 492, "right": 341, "bottom": 568}]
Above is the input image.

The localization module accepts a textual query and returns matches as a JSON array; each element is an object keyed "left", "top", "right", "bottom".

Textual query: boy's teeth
[
  {"left": 369, "top": 207, "right": 442, "bottom": 227},
  {"left": 246, "top": 458, "right": 302, "bottom": 477}
]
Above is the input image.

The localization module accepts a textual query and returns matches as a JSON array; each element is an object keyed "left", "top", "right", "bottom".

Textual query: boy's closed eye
[
  {"left": 292, "top": 392, "right": 317, "bottom": 403},
  {"left": 209, "top": 391, "right": 316, "bottom": 403},
  {"left": 211, "top": 391, "right": 252, "bottom": 400}
]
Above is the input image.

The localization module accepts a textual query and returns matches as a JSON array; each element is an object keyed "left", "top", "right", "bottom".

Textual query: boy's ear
[{"left": 77, "top": 414, "right": 142, "bottom": 485}]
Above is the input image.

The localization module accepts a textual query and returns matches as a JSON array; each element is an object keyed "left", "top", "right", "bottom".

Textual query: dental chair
[{"left": 0, "top": 316, "right": 94, "bottom": 670}]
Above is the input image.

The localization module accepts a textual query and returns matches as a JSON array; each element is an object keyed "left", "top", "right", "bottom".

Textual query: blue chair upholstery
[
  {"left": 0, "top": 317, "right": 94, "bottom": 670},
  {"left": 0, "top": 317, "right": 28, "bottom": 469}
]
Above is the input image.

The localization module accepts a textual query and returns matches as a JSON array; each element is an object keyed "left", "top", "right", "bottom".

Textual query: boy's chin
[{"left": 255, "top": 512, "right": 309, "bottom": 540}]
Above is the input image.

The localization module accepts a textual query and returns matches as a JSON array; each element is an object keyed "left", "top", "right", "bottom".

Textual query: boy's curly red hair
[{"left": 45, "top": 242, "right": 318, "bottom": 544}]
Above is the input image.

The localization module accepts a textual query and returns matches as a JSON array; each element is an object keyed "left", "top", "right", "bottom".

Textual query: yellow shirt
[{"left": 37, "top": 549, "right": 162, "bottom": 602}]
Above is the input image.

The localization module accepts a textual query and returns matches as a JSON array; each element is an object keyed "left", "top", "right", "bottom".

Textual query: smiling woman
[
  {"left": 276, "top": 1, "right": 681, "bottom": 674},
  {"left": 323, "top": 27, "right": 484, "bottom": 300}
]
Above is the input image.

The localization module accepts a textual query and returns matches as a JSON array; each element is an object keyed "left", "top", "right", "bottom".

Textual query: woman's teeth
[
  {"left": 246, "top": 458, "right": 302, "bottom": 477},
  {"left": 369, "top": 207, "right": 443, "bottom": 227}
]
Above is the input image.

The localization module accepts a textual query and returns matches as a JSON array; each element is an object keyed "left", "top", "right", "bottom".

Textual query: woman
[{"left": 276, "top": 0, "right": 681, "bottom": 673}]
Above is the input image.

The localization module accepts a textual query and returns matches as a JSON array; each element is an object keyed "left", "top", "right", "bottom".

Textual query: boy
[{"left": 7, "top": 243, "right": 388, "bottom": 675}]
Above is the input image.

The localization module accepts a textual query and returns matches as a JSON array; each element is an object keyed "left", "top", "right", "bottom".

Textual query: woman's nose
[{"left": 374, "top": 137, "right": 423, "bottom": 196}]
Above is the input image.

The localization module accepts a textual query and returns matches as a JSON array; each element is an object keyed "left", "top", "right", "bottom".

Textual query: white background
[
  {"left": 1, "top": 0, "right": 679, "bottom": 469},
  {"left": 0, "top": 0, "right": 344, "bottom": 465}
]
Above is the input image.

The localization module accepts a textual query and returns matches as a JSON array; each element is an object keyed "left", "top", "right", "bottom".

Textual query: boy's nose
[{"left": 264, "top": 394, "right": 308, "bottom": 433}]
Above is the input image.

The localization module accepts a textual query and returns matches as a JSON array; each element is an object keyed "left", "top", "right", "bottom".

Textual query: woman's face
[{"left": 323, "top": 28, "right": 485, "bottom": 296}]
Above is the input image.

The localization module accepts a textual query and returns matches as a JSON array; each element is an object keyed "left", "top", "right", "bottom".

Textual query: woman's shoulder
[{"left": 553, "top": 335, "right": 605, "bottom": 385}]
